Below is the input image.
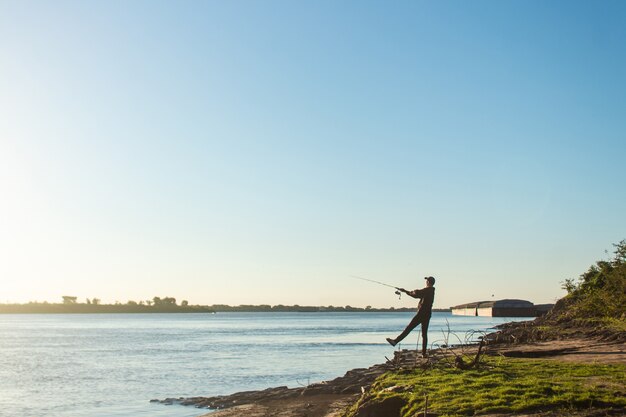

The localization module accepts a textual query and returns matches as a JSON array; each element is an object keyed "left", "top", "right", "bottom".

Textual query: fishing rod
[{"left": 350, "top": 275, "right": 403, "bottom": 299}]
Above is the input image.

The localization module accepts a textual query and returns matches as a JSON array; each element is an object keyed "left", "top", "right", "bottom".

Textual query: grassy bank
[{"left": 344, "top": 356, "right": 626, "bottom": 417}]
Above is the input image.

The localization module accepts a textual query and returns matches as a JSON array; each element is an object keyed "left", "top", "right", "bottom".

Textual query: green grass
[
  {"left": 344, "top": 357, "right": 626, "bottom": 417},
  {"left": 601, "top": 317, "right": 626, "bottom": 333}
]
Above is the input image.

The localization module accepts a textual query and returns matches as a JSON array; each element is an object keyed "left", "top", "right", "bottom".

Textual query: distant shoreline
[
  {"left": 0, "top": 303, "right": 451, "bottom": 314},
  {"left": 0, "top": 304, "right": 216, "bottom": 314}
]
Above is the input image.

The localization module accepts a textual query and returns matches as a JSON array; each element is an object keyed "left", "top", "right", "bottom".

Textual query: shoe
[
  {"left": 386, "top": 338, "right": 397, "bottom": 347},
  {"left": 421, "top": 352, "right": 428, "bottom": 358}
]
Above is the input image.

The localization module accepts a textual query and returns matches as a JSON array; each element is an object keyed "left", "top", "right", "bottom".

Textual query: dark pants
[{"left": 393, "top": 312, "right": 431, "bottom": 354}]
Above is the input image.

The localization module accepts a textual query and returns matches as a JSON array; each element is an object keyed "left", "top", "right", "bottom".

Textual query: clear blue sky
[{"left": 1, "top": 1, "right": 625, "bottom": 309}]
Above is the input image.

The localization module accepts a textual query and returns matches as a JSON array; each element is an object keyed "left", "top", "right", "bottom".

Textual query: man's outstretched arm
[{"left": 397, "top": 288, "right": 425, "bottom": 299}]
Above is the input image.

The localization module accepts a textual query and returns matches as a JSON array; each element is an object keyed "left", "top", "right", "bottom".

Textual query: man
[{"left": 386, "top": 276, "right": 436, "bottom": 357}]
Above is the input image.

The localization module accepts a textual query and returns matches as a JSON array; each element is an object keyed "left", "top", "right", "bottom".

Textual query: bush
[{"left": 561, "top": 240, "right": 626, "bottom": 320}]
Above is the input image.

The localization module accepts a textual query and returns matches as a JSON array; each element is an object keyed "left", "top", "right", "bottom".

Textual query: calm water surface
[{"left": 0, "top": 312, "right": 526, "bottom": 417}]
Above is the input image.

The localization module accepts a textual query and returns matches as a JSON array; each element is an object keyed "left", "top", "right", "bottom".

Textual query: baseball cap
[{"left": 424, "top": 276, "right": 436, "bottom": 285}]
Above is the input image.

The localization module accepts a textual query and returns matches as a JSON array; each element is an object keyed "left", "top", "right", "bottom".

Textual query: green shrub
[{"left": 560, "top": 240, "right": 626, "bottom": 321}]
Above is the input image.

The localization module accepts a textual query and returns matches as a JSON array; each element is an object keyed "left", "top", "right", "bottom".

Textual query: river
[{"left": 0, "top": 312, "right": 526, "bottom": 417}]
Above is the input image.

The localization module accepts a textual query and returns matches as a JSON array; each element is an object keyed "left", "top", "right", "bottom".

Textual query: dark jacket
[{"left": 408, "top": 286, "right": 435, "bottom": 317}]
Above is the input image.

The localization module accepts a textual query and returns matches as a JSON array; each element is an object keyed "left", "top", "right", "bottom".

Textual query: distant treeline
[
  {"left": 207, "top": 304, "right": 451, "bottom": 313},
  {"left": 0, "top": 296, "right": 451, "bottom": 314},
  {"left": 0, "top": 303, "right": 216, "bottom": 314},
  {"left": 0, "top": 296, "right": 214, "bottom": 314}
]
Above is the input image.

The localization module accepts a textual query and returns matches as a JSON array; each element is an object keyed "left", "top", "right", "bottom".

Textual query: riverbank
[
  {"left": 164, "top": 242, "right": 626, "bottom": 416},
  {"left": 160, "top": 333, "right": 625, "bottom": 417}
]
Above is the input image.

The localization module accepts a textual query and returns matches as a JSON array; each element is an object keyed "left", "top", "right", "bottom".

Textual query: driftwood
[
  {"left": 431, "top": 320, "right": 488, "bottom": 370},
  {"left": 453, "top": 339, "right": 484, "bottom": 370},
  {"left": 383, "top": 322, "right": 488, "bottom": 375}
]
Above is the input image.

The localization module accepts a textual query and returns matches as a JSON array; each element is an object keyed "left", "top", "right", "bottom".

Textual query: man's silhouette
[{"left": 386, "top": 276, "right": 436, "bottom": 357}]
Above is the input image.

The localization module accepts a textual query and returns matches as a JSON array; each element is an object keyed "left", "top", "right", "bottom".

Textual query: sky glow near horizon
[{"left": 1, "top": 1, "right": 625, "bottom": 309}]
